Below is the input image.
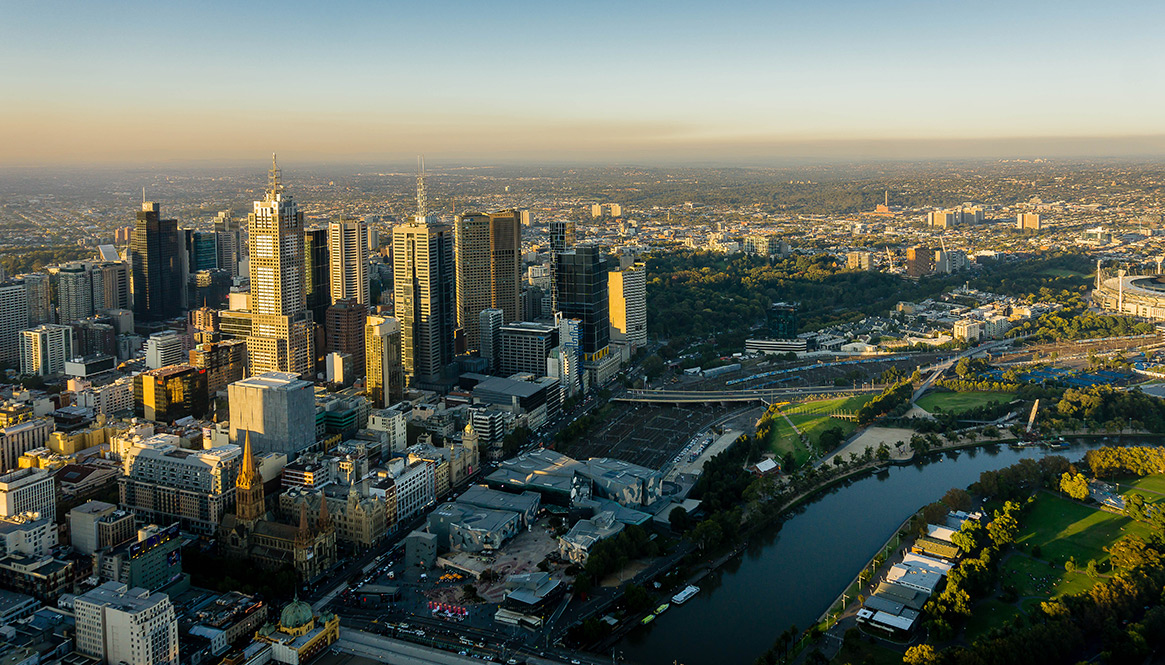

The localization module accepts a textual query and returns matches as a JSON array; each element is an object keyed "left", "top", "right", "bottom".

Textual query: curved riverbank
[{"left": 616, "top": 438, "right": 1132, "bottom": 665}]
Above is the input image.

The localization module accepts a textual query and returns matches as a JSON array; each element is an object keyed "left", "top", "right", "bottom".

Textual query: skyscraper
[
  {"left": 131, "top": 202, "right": 182, "bottom": 321},
  {"left": 56, "top": 262, "right": 94, "bottom": 323},
  {"left": 187, "top": 230, "right": 218, "bottom": 272},
  {"left": 479, "top": 308, "right": 503, "bottom": 372},
  {"left": 328, "top": 218, "right": 370, "bottom": 305},
  {"left": 20, "top": 324, "right": 73, "bottom": 376},
  {"left": 608, "top": 261, "right": 647, "bottom": 349},
  {"left": 0, "top": 281, "right": 29, "bottom": 370},
  {"left": 549, "top": 220, "right": 576, "bottom": 313},
  {"left": 454, "top": 211, "right": 521, "bottom": 353},
  {"left": 227, "top": 372, "right": 316, "bottom": 460},
  {"left": 393, "top": 171, "right": 455, "bottom": 388},
  {"left": 365, "top": 315, "right": 404, "bottom": 408},
  {"left": 214, "top": 211, "right": 244, "bottom": 279},
  {"left": 324, "top": 298, "right": 367, "bottom": 377},
  {"left": 304, "top": 225, "right": 330, "bottom": 325},
  {"left": 246, "top": 157, "right": 314, "bottom": 377},
  {"left": 21, "top": 273, "right": 52, "bottom": 325},
  {"left": 557, "top": 246, "right": 618, "bottom": 386}
]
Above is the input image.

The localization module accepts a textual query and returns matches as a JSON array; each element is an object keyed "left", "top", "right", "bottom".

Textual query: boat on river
[
  {"left": 671, "top": 585, "right": 699, "bottom": 604},
  {"left": 654, "top": 603, "right": 670, "bottom": 615},
  {"left": 641, "top": 614, "right": 655, "bottom": 625}
]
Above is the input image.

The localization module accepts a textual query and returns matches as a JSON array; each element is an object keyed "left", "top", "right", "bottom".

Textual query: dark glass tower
[
  {"left": 131, "top": 202, "right": 182, "bottom": 321},
  {"left": 555, "top": 245, "right": 610, "bottom": 359},
  {"left": 304, "top": 225, "right": 330, "bottom": 325}
]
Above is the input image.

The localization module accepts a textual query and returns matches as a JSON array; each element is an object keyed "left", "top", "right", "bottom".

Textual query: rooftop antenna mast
[
  {"left": 268, "top": 153, "right": 282, "bottom": 194},
  {"left": 416, "top": 155, "right": 427, "bottom": 219}
]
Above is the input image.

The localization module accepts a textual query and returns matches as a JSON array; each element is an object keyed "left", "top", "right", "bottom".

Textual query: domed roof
[{"left": 280, "top": 599, "right": 314, "bottom": 630}]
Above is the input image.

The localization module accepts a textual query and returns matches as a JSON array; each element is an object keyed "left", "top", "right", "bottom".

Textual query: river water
[{"left": 617, "top": 443, "right": 1100, "bottom": 665}]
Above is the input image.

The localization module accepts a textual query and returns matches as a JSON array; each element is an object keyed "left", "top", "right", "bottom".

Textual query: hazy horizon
[{"left": 4, "top": 0, "right": 1165, "bottom": 166}]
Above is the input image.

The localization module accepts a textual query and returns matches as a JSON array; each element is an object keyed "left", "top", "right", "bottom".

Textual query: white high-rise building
[
  {"left": 74, "top": 581, "right": 179, "bottom": 665},
  {"left": 608, "top": 262, "right": 647, "bottom": 349},
  {"left": 20, "top": 324, "right": 73, "bottom": 376},
  {"left": 247, "top": 157, "right": 314, "bottom": 377},
  {"left": 0, "top": 281, "right": 30, "bottom": 370},
  {"left": 145, "top": 330, "right": 185, "bottom": 370},
  {"left": 328, "top": 218, "right": 370, "bottom": 305},
  {"left": 0, "top": 468, "right": 56, "bottom": 519}
]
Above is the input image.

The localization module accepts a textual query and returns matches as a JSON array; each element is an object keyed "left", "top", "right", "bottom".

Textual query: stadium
[{"left": 1094, "top": 274, "right": 1165, "bottom": 321}]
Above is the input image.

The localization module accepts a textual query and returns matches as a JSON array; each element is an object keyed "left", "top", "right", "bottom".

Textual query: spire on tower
[
  {"left": 416, "top": 155, "right": 427, "bottom": 219},
  {"left": 268, "top": 153, "right": 283, "bottom": 195}
]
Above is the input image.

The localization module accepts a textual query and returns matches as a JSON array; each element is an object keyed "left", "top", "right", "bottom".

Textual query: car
[{"left": 570, "top": 660, "right": 581, "bottom": 665}]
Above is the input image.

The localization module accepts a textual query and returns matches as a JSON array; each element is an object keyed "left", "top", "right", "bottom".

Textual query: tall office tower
[
  {"left": 304, "top": 225, "right": 331, "bottom": 325},
  {"left": 71, "top": 318, "right": 117, "bottom": 358},
  {"left": 246, "top": 157, "right": 314, "bottom": 377},
  {"left": 479, "top": 308, "right": 503, "bottom": 371},
  {"left": 187, "top": 230, "right": 218, "bottom": 272},
  {"left": 22, "top": 273, "right": 52, "bottom": 325},
  {"left": 131, "top": 201, "right": 182, "bottom": 321},
  {"left": 365, "top": 315, "right": 404, "bottom": 408},
  {"left": 93, "top": 258, "right": 131, "bottom": 311},
  {"left": 454, "top": 211, "right": 522, "bottom": 353},
  {"left": 145, "top": 330, "right": 185, "bottom": 370},
  {"left": 548, "top": 220, "right": 576, "bottom": 312},
  {"left": 20, "top": 324, "right": 73, "bottom": 376},
  {"left": 499, "top": 321, "right": 558, "bottom": 376},
  {"left": 324, "top": 299, "right": 367, "bottom": 377},
  {"left": 393, "top": 180, "right": 456, "bottom": 388},
  {"left": 227, "top": 372, "right": 316, "bottom": 460},
  {"left": 608, "top": 261, "right": 647, "bottom": 349},
  {"left": 74, "top": 582, "right": 179, "bottom": 665},
  {"left": 133, "top": 365, "right": 209, "bottom": 422},
  {"left": 328, "top": 218, "right": 370, "bottom": 305},
  {"left": 0, "top": 281, "right": 29, "bottom": 370},
  {"left": 557, "top": 246, "right": 617, "bottom": 386},
  {"left": 57, "top": 262, "right": 94, "bottom": 323},
  {"left": 214, "top": 211, "right": 244, "bottom": 279}
]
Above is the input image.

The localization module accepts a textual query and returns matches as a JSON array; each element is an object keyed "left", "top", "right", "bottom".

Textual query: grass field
[
  {"left": 1000, "top": 554, "right": 1096, "bottom": 599},
  {"left": 1014, "top": 492, "right": 1155, "bottom": 567},
  {"left": 766, "top": 395, "right": 874, "bottom": 466},
  {"left": 1125, "top": 475, "right": 1165, "bottom": 498},
  {"left": 915, "top": 391, "right": 1016, "bottom": 415},
  {"left": 964, "top": 598, "right": 1023, "bottom": 639},
  {"left": 963, "top": 490, "right": 1156, "bottom": 642}
]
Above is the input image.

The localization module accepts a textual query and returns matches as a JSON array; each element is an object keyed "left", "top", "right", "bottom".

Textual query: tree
[
  {"left": 875, "top": 443, "right": 891, "bottom": 461},
  {"left": 691, "top": 520, "right": 722, "bottom": 551},
  {"left": 1060, "top": 472, "right": 1090, "bottom": 501},
  {"left": 904, "top": 644, "right": 939, "bottom": 665},
  {"left": 642, "top": 354, "right": 666, "bottom": 380},
  {"left": 942, "top": 487, "right": 972, "bottom": 512},
  {"left": 668, "top": 506, "right": 691, "bottom": 532},
  {"left": 987, "top": 503, "right": 1020, "bottom": 548}
]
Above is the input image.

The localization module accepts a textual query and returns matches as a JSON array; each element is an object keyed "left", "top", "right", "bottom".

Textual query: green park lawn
[
  {"left": 1000, "top": 553, "right": 1097, "bottom": 600},
  {"left": 766, "top": 395, "right": 874, "bottom": 466},
  {"left": 1014, "top": 492, "right": 1155, "bottom": 568},
  {"left": 964, "top": 598, "right": 1024, "bottom": 639},
  {"left": 916, "top": 391, "right": 1016, "bottom": 415},
  {"left": 1125, "top": 475, "right": 1165, "bottom": 499}
]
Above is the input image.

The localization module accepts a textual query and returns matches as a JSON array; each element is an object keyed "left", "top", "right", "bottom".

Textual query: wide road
[{"left": 336, "top": 628, "right": 595, "bottom": 665}]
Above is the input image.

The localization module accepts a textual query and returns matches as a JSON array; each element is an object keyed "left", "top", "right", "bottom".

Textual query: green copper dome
[{"left": 280, "top": 599, "right": 314, "bottom": 630}]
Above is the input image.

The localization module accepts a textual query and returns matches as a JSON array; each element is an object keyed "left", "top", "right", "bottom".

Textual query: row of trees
[
  {"left": 1084, "top": 445, "right": 1165, "bottom": 479},
  {"left": 1007, "top": 309, "right": 1155, "bottom": 343},
  {"left": 856, "top": 380, "right": 913, "bottom": 425}
]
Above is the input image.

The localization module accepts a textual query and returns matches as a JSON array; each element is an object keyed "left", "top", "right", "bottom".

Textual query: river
[{"left": 616, "top": 443, "right": 1101, "bottom": 665}]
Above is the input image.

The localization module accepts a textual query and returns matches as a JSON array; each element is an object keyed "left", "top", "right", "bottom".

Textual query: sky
[{"left": 3, "top": 0, "right": 1165, "bottom": 165}]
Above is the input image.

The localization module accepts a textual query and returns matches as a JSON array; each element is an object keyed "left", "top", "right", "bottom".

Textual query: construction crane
[{"left": 885, "top": 246, "right": 895, "bottom": 271}]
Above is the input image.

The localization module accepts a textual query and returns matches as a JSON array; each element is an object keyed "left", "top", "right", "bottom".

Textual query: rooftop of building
[{"left": 231, "top": 372, "right": 310, "bottom": 391}]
